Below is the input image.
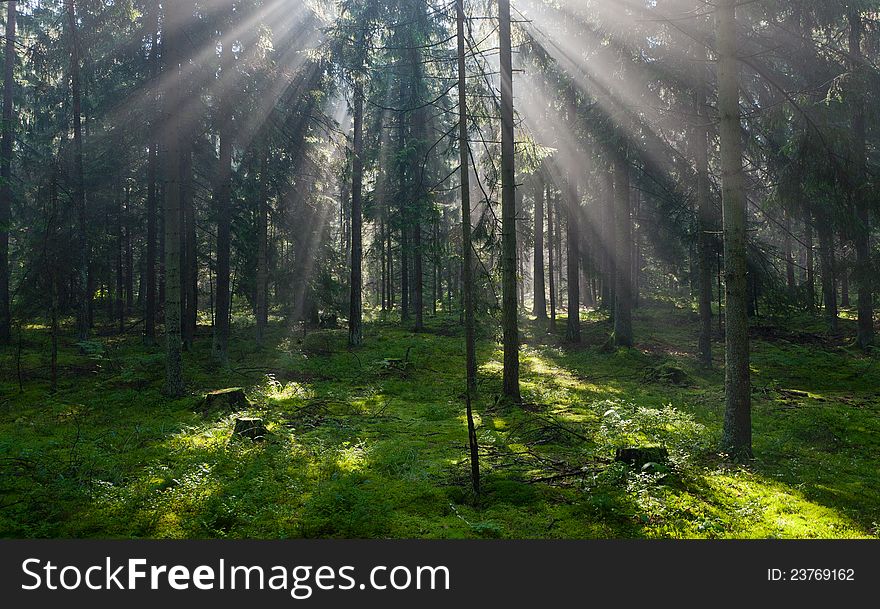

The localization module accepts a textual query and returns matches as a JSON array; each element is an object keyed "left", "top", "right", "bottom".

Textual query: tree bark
[
  {"left": 457, "top": 0, "right": 479, "bottom": 496},
  {"left": 816, "top": 212, "right": 838, "bottom": 333},
  {"left": 144, "top": 0, "right": 160, "bottom": 345},
  {"left": 499, "top": 0, "right": 520, "bottom": 402},
  {"left": 613, "top": 146, "right": 633, "bottom": 347},
  {"left": 348, "top": 81, "right": 364, "bottom": 347},
  {"left": 256, "top": 142, "right": 269, "bottom": 346},
  {"left": 181, "top": 144, "right": 196, "bottom": 350},
  {"left": 803, "top": 211, "right": 815, "bottom": 312},
  {"left": 783, "top": 210, "right": 796, "bottom": 299},
  {"left": 717, "top": 0, "right": 752, "bottom": 460},
  {"left": 163, "top": 0, "right": 186, "bottom": 396},
  {"left": 0, "top": 1, "right": 15, "bottom": 344},
  {"left": 848, "top": 10, "right": 874, "bottom": 348},
  {"left": 565, "top": 175, "right": 580, "bottom": 343},
  {"left": 692, "top": 37, "right": 713, "bottom": 367},
  {"left": 212, "top": 45, "right": 234, "bottom": 365},
  {"left": 532, "top": 171, "right": 547, "bottom": 321},
  {"left": 547, "top": 183, "right": 557, "bottom": 332},
  {"left": 67, "top": 0, "right": 88, "bottom": 342}
]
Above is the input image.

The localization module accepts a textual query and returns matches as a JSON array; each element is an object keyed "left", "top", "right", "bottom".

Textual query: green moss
[{"left": 0, "top": 303, "right": 877, "bottom": 539}]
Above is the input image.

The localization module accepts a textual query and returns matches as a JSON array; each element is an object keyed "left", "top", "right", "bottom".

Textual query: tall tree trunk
[
  {"left": 0, "top": 1, "right": 14, "bottom": 344},
  {"left": 499, "top": 0, "right": 520, "bottom": 402},
  {"left": 163, "top": 0, "right": 186, "bottom": 396},
  {"left": 457, "top": 0, "right": 479, "bottom": 495},
  {"left": 144, "top": 0, "right": 159, "bottom": 345},
  {"left": 181, "top": 145, "right": 196, "bottom": 350},
  {"left": 124, "top": 182, "right": 134, "bottom": 315},
  {"left": 532, "top": 171, "right": 547, "bottom": 321},
  {"left": 349, "top": 81, "right": 364, "bottom": 347},
  {"left": 717, "top": 0, "right": 752, "bottom": 460},
  {"left": 565, "top": 175, "right": 580, "bottom": 342},
  {"left": 116, "top": 173, "right": 124, "bottom": 334},
  {"left": 410, "top": 10, "right": 426, "bottom": 332},
  {"left": 212, "top": 73, "right": 233, "bottom": 364},
  {"left": 601, "top": 160, "right": 615, "bottom": 312},
  {"left": 67, "top": 0, "right": 88, "bottom": 342},
  {"left": 849, "top": 10, "right": 874, "bottom": 348},
  {"left": 803, "top": 211, "right": 815, "bottom": 312},
  {"left": 692, "top": 52, "right": 713, "bottom": 367},
  {"left": 256, "top": 142, "right": 269, "bottom": 346},
  {"left": 631, "top": 188, "right": 641, "bottom": 309},
  {"left": 397, "top": 67, "right": 410, "bottom": 322},
  {"left": 783, "top": 210, "right": 796, "bottom": 299},
  {"left": 816, "top": 213, "right": 838, "bottom": 333},
  {"left": 613, "top": 146, "right": 633, "bottom": 347},
  {"left": 547, "top": 183, "right": 557, "bottom": 332}
]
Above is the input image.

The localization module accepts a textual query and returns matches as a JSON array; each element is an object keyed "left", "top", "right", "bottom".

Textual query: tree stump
[
  {"left": 202, "top": 388, "right": 250, "bottom": 415},
  {"left": 614, "top": 447, "right": 669, "bottom": 469},
  {"left": 232, "top": 418, "right": 268, "bottom": 441}
]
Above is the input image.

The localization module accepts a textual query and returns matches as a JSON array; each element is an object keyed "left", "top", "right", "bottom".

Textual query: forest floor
[{"left": 1, "top": 301, "right": 878, "bottom": 539}]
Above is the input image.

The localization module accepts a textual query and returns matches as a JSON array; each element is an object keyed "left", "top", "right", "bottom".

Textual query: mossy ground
[{"left": 1, "top": 301, "right": 878, "bottom": 539}]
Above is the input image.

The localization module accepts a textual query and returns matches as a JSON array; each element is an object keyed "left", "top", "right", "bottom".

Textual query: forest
[{"left": 0, "top": 0, "right": 877, "bottom": 540}]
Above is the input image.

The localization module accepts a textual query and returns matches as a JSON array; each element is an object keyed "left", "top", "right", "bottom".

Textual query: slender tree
[
  {"left": 457, "top": 0, "right": 479, "bottom": 496},
  {"left": 348, "top": 77, "right": 364, "bottom": 347},
  {"left": 212, "top": 40, "right": 234, "bottom": 365},
  {"left": 255, "top": 142, "right": 269, "bottom": 346},
  {"left": 613, "top": 145, "right": 633, "bottom": 347},
  {"left": 547, "top": 183, "right": 557, "bottom": 332},
  {"left": 532, "top": 170, "right": 547, "bottom": 322},
  {"left": 692, "top": 36, "right": 713, "bottom": 367},
  {"left": 848, "top": 8, "right": 873, "bottom": 348},
  {"left": 499, "top": 0, "right": 520, "bottom": 402},
  {"left": 163, "top": 0, "right": 186, "bottom": 396},
  {"left": 144, "top": 0, "right": 160, "bottom": 345},
  {"left": 565, "top": 175, "right": 580, "bottom": 342},
  {"left": 717, "top": 0, "right": 751, "bottom": 460},
  {"left": 67, "top": 0, "right": 88, "bottom": 341},
  {"left": 0, "top": 1, "right": 15, "bottom": 344}
]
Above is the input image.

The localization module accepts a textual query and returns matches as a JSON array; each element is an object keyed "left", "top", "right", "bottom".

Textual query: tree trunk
[
  {"left": 804, "top": 211, "right": 815, "bottom": 312},
  {"left": 849, "top": 10, "right": 874, "bottom": 348},
  {"left": 256, "top": 142, "right": 270, "bottom": 346},
  {"left": 601, "top": 160, "right": 615, "bottom": 312},
  {"left": 116, "top": 173, "right": 124, "bottom": 334},
  {"left": 144, "top": 0, "right": 159, "bottom": 345},
  {"left": 499, "top": 0, "right": 520, "bottom": 402},
  {"left": 67, "top": 0, "right": 88, "bottom": 342},
  {"left": 398, "top": 69, "right": 410, "bottom": 322},
  {"left": 124, "top": 182, "right": 134, "bottom": 315},
  {"left": 783, "top": 210, "right": 796, "bottom": 299},
  {"left": 163, "top": 0, "right": 186, "bottom": 396},
  {"left": 547, "top": 183, "right": 557, "bottom": 332},
  {"left": 457, "top": 1, "right": 479, "bottom": 496},
  {"left": 212, "top": 64, "right": 234, "bottom": 364},
  {"left": 565, "top": 175, "right": 580, "bottom": 343},
  {"left": 693, "top": 58, "right": 713, "bottom": 368},
  {"left": 613, "top": 146, "right": 633, "bottom": 347},
  {"left": 816, "top": 213, "right": 838, "bottom": 333},
  {"left": 717, "top": 0, "right": 752, "bottom": 460},
  {"left": 532, "top": 172, "right": 547, "bottom": 321},
  {"left": 0, "top": 1, "right": 15, "bottom": 344},
  {"left": 181, "top": 144, "right": 196, "bottom": 350},
  {"left": 349, "top": 81, "right": 364, "bottom": 347}
]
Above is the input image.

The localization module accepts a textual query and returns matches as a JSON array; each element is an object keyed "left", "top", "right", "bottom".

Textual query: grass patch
[{"left": 1, "top": 303, "right": 877, "bottom": 539}]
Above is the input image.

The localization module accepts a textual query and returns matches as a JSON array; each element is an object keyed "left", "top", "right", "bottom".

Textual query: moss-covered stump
[
  {"left": 232, "top": 418, "right": 268, "bottom": 441},
  {"left": 202, "top": 387, "right": 250, "bottom": 415},
  {"left": 643, "top": 362, "right": 691, "bottom": 386}
]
